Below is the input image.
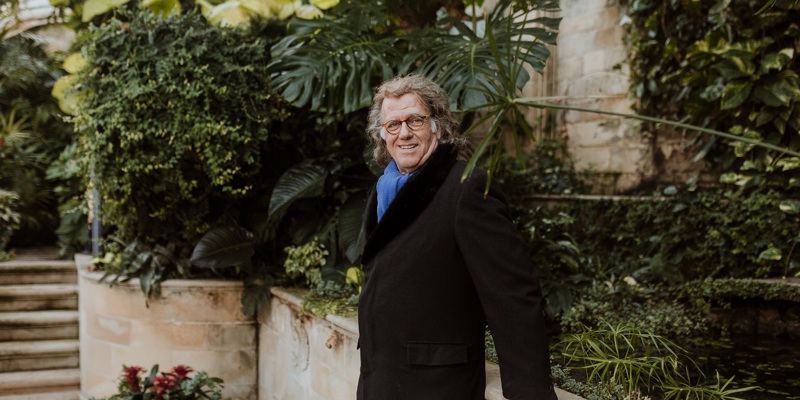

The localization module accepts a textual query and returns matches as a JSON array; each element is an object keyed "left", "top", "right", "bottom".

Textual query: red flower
[
  {"left": 170, "top": 365, "right": 193, "bottom": 379},
  {"left": 152, "top": 374, "right": 178, "bottom": 396},
  {"left": 121, "top": 366, "right": 144, "bottom": 392}
]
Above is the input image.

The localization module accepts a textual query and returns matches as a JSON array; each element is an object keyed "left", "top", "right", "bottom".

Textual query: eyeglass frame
[{"left": 381, "top": 114, "right": 431, "bottom": 135}]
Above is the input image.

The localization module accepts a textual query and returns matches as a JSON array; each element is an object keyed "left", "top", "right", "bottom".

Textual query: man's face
[{"left": 381, "top": 93, "right": 440, "bottom": 175}]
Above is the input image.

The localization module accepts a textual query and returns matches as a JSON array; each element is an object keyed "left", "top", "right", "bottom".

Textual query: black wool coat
[{"left": 357, "top": 144, "right": 557, "bottom": 400}]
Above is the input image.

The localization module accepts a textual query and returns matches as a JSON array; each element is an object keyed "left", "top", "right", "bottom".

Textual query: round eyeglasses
[{"left": 381, "top": 114, "right": 430, "bottom": 135}]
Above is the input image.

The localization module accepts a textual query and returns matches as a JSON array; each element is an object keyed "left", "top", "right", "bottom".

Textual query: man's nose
[{"left": 398, "top": 123, "right": 414, "bottom": 138}]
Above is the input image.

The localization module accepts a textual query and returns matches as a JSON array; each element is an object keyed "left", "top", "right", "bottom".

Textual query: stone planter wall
[
  {"left": 258, "top": 287, "right": 585, "bottom": 400},
  {"left": 76, "top": 255, "right": 258, "bottom": 400}
]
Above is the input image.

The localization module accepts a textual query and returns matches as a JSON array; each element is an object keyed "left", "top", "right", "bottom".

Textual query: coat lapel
[{"left": 361, "top": 144, "right": 458, "bottom": 265}]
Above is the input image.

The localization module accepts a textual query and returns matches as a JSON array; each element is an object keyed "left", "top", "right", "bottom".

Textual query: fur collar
[{"left": 361, "top": 143, "right": 459, "bottom": 265}]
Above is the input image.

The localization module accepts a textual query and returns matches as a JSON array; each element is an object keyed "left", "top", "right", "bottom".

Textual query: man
[{"left": 357, "top": 74, "right": 557, "bottom": 400}]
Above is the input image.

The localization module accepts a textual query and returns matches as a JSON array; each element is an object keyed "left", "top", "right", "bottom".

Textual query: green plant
[
  {"left": 550, "top": 361, "right": 626, "bottom": 400},
  {"left": 559, "top": 320, "right": 756, "bottom": 400},
  {"left": 93, "top": 364, "right": 224, "bottom": 400},
  {"left": 0, "top": 189, "right": 20, "bottom": 259},
  {"left": 71, "top": 8, "right": 290, "bottom": 302},
  {"left": 266, "top": 0, "right": 560, "bottom": 180},
  {"left": 560, "top": 278, "right": 708, "bottom": 338},
  {"left": 557, "top": 188, "right": 800, "bottom": 283},
  {"left": 283, "top": 238, "right": 328, "bottom": 287},
  {"left": 1, "top": 32, "right": 76, "bottom": 247},
  {"left": 626, "top": 0, "right": 800, "bottom": 191}
]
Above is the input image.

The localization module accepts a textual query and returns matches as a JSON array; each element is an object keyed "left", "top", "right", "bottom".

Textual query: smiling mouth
[{"left": 399, "top": 144, "right": 418, "bottom": 150}]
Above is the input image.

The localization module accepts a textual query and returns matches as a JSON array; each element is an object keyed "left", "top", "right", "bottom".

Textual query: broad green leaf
[
  {"left": 758, "top": 247, "right": 782, "bottom": 261},
  {"left": 141, "top": 0, "right": 180, "bottom": 17},
  {"left": 206, "top": 1, "right": 250, "bottom": 27},
  {"left": 268, "top": 13, "right": 400, "bottom": 113},
  {"left": 761, "top": 48, "right": 792, "bottom": 71},
  {"left": 779, "top": 199, "right": 800, "bottom": 215},
  {"left": 295, "top": 4, "right": 323, "bottom": 19},
  {"left": 346, "top": 267, "right": 364, "bottom": 288},
  {"left": 82, "top": 0, "right": 131, "bottom": 22},
  {"left": 275, "top": 0, "right": 300, "bottom": 19},
  {"left": 777, "top": 157, "right": 800, "bottom": 172},
  {"left": 339, "top": 192, "right": 367, "bottom": 264},
  {"left": 51, "top": 74, "right": 81, "bottom": 116},
  {"left": 721, "top": 80, "right": 753, "bottom": 110},
  {"left": 310, "top": 0, "right": 339, "bottom": 10},
  {"left": 190, "top": 226, "right": 255, "bottom": 269},
  {"left": 268, "top": 163, "right": 327, "bottom": 222},
  {"left": 62, "top": 52, "right": 87, "bottom": 74},
  {"left": 240, "top": 0, "right": 273, "bottom": 18},
  {"left": 753, "top": 74, "right": 796, "bottom": 107}
]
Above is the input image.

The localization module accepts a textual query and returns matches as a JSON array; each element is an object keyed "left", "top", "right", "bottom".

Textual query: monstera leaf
[{"left": 267, "top": 2, "right": 400, "bottom": 113}]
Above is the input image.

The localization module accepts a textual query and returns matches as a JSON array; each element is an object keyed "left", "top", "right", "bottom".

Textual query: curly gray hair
[{"left": 366, "top": 74, "right": 465, "bottom": 167}]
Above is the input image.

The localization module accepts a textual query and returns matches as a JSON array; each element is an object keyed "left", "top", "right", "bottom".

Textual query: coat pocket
[{"left": 406, "top": 342, "right": 468, "bottom": 366}]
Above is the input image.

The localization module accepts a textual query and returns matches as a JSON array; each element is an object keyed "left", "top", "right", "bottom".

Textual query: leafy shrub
[
  {"left": 72, "top": 9, "right": 289, "bottom": 280},
  {"left": 0, "top": 189, "right": 20, "bottom": 259},
  {"left": 0, "top": 32, "right": 77, "bottom": 248},
  {"left": 560, "top": 278, "right": 707, "bottom": 338},
  {"left": 559, "top": 188, "right": 800, "bottom": 282},
  {"left": 626, "top": 0, "right": 800, "bottom": 191},
  {"left": 74, "top": 9, "right": 289, "bottom": 245}
]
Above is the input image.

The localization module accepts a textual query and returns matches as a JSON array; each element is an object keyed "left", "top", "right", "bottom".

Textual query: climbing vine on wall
[{"left": 625, "top": 0, "right": 800, "bottom": 191}]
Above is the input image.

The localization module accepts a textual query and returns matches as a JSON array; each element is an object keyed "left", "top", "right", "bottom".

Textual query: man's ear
[
  {"left": 380, "top": 128, "right": 386, "bottom": 140},
  {"left": 430, "top": 119, "right": 438, "bottom": 133}
]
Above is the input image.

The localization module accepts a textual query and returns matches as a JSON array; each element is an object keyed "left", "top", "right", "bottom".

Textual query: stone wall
[
  {"left": 553, "top": 0, "right": 652, "bottom": 194},
  {"left": 258, "top": 287, "right": 586, "bottom": 400},
  {"left": 76, "top": 256, "right": 258, "bottom": 400}
]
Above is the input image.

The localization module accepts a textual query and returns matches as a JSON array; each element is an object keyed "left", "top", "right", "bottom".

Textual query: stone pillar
[{"left": 556, "top": 0, "right": 651, "bottom": 193}]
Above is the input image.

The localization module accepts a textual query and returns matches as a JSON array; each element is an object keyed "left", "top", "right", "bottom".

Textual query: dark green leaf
[
  {"left": 190, "top": 226, "right": 255, "bottom": 269},
  {"left": 720, "top": 80, "right": 752, "bottom": 110},
  {"left": 268, "top": 163, "right": 328, "bottom": 223},
  {"left": 338, "top": 191, "right": 367, "bottom": 264}
]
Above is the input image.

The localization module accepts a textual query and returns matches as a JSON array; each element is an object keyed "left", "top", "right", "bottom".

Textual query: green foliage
[
  {"left": 560, "top": 279, "right": 708, "bottom": 338},
  {"left": 679, "top": 278, "right": 800, "bottom": 316},
  {"left": 0, "top": 33, "right": 77, "bottom": 247},
  {"left": 72, "top": 8, "right": 289, "bottom": 281},
  {"left": 284, "top": 238, "right": 328, "bottom": 287},
  {"left": 46, "top": 142, "right": 89, "bottom": 256},
  {"left": 626, "top": 0, "right": 800, "bottom": 191},
  {"left": 0, "top": 189, "right": 21, "bottom": 252},
  {"left": 559, "top": 320, "right": 756, "bottom": 400},
  {"left": 550, "top": 361, "right": 626, "bottom": 400},
  {"left": 559, "top": 188, "right": 800, "bottom": 283},
  {"left": 300, "top": 279, "right": 358, "bottom": 317},
  {"left": 488, "top": 143, "right": 590, "bottom": 316},
  {"left": 492, "top": 139, "right": 586, "bottom": 197}
]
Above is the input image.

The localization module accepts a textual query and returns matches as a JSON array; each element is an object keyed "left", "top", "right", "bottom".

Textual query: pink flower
[
  {"left": 152, "top": 374, "right": 178, "bottom": 397},
  {"left": 121, "top": 366, "right": 144, "bottom": 392},
  {"left": 170, "top": 365, "right": 193, "bottom": 379}
]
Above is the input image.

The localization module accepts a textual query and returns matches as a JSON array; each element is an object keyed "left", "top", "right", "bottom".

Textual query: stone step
[
  {"left": 0, "top": 261, "right": 77, "bottom": 286},
  {"left": 0, "top": 285, "right": 78, "bottom": 312},
  {"left": 0, "top": 311, "right": 79, "bottom": 341},
  {"left": 0, "top": 340, "right": 79, "bottom": 372},
  {"left": 0, "top": 368, "right": 79, "bottom": 398}
]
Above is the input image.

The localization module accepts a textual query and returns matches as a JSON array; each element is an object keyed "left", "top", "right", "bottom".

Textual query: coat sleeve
[{"left": 454, "top": 171, "right": 558, "bottom": 400}]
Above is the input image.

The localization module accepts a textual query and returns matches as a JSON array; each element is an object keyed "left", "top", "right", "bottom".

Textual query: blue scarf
[{"left": 376, "top": 160, "right": 413, "bottom": 222}]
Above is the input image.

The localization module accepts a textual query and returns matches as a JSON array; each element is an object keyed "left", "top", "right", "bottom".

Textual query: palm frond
[{"left": 408, "top": 0, "right": 560, "bottom": 110}]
